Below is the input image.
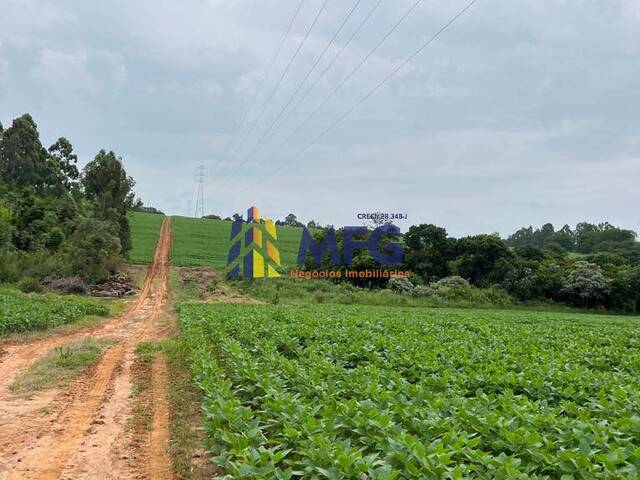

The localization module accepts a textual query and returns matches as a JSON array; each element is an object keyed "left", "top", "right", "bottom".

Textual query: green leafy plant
[
  {"left": 179, "top": 302, "right": 640, "bottom": 479},
  {"left": 55, "top": 345, "right": 73, "bottom": 360},
  {"left": 0, "top": 289, "right": 109, "bottom": 335}
]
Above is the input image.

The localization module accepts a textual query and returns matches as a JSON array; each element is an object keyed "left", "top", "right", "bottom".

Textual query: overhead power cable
[
  {"left": 228, "top": 0, "right": 330, "bottom": 163},
  {"left": 274, "top": 0, "right": 425, "bottom": 153},
  {"left": 272, "top": 0, "right": 385, "bottom": 143},
  {"left": 229, "top": 0, "right": 411, "bottom": 181},
  {"left": 268, "top": 0, "right": 479, "bottom": 180},
  {"left": 214, "top": 0, "right": 306, "bottom": 171},
  {"left": 234, "top": 0, "right": 364, "bottom": 170}
]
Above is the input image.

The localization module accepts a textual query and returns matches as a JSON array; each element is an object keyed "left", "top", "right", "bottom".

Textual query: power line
[
  {"left": 273, "top": 0, "right": 425, "bottom": 154},
  {"left": 270, "top": 0, "right": 385, "bottom": 145},
  {"left": 228, "top": 0, "right": 330, "bottom": 165},
  {"left": 268, "top": 0, "right": 479, "bottom": 181},
  {"left": 229, "top": 0, "right": 408, "bottom": 181},
  {"left": 235, "top": 0, "right": 364, "bottom": 169},
  {"left": 213, "top": 0, "right": 306, "bottom": 175}
]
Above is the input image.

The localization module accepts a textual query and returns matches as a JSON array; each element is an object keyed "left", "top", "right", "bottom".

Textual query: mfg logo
[{"left": 297, "top": 225, "right": 403, "bottom": 266}]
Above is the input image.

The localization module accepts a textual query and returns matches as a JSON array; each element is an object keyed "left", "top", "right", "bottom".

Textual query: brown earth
[
  {"left": 148, "top": 355, "right": 172, "bottom": 479},
  {"left": 0, "top": 217, "right": 175, "bottom": 480},
  {"left": 176, "top": 266, "right": 260, "bottom": 304}
]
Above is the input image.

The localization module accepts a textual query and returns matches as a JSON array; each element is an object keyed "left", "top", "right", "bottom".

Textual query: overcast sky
[{"left": 1, "top": 0, "right": 638, "bottom": 236}]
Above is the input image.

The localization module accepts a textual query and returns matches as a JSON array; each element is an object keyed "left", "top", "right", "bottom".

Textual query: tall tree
[
  {"left": 404, "top": 224, "right": 454, "bottom": 281},
  {"left": 553, "top": 224, "right": 575, "bottom": 250},
  {"left": 0, "top": 122, "right": 4, "bottom": 166},
  {"left": 82, "top": 150, "right": 135, "bottom": 253},
  {"left": 451, "top": 234, "right": 513, "bottom": 286},
  {"left": 561, "top": 261, "right": 611, "bottom": 308},
  {"left": 0, "top": 114, "right": 59, "bottom": 192},
  {"left": 48, "top": 137, "right": 79, "bottom": 190},
  {"left": 281, "top": 213, "right": 303, "bottom": 227}
]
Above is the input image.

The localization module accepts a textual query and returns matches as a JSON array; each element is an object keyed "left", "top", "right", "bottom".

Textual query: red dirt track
[{"left": 0, "top": 217, "right": 174, "bottom": 480}]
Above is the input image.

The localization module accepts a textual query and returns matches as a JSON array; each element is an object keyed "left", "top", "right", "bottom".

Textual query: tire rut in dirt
[{"left": 0, "top": 217, "right": 174, "bottom": 480}]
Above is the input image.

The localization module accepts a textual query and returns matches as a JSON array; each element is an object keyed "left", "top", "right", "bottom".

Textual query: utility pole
[{"left": 194, "top": 165, "right": 206, "bottom": 218}]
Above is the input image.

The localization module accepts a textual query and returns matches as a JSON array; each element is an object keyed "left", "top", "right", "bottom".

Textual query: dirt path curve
[{"left": 0, "top": 217, "right": 174, "bottom": 480}]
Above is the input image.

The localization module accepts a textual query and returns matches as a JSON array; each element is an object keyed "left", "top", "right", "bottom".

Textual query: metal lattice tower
[{"left": 194, "top": 165, "right": 206, "bottom": 218}]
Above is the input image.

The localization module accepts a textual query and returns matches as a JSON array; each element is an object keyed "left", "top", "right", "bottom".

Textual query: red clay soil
[{"left": 0, "top": 217, "right": 175, "bottom": 480}]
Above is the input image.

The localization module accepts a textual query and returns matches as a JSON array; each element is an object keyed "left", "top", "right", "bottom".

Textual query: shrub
[
  {"left": 19, "top": 277, "right": 43, "bottom": 293},
  {"left": 387, "top": 277, "right": 414, "bottom": 294},
  {"left": 435, "top": 275, "right": 470, "bottom": 290},
  {"left": 0, "top": 250, "right": 19, "bottom": 283},
  {"left": 413, "top": 285, "right": 437, "bottom": 297},
  {"left": 44, "top": 227, "right": 65, "bottom": 250},
  {"left": 68, "top": 219, "right": 121, "bottom": 283},
  {"left": 478, "top": 285, "right": 513, "bottom": 306},
  {"left": 313, "top": 291, "right": 329, "bottom": 303}
]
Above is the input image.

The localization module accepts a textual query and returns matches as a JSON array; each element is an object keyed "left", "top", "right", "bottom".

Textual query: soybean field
[
  {"left": 0, "top": 290, "right": 109, "bottom": 335},
  {"left": 180, "top": 302, "right": 640, "bottom": 479}
]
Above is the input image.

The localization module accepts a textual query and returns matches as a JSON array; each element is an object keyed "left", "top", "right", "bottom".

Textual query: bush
[
  {"left": 19, "top": 277, "right": 43, "bottom": 293},
  {"left": 68, "top": 219, "right": 121, "bottom": 283},
  {"left": 12, "top": 249, "right": 69, "bottom": 281},
  {"left": 435, "top": 275, "right": 470, "bottom": 290},
  {"left": 313, "top": 291, "right": 329, "bottom": 303},
  {"left": 413, "top": 285, "right": 437, "bottom": 297},
  {"left": 478, "top": 285, "right": 513, "bottom": 306},
  {"left": 44, "top": 227, "right": 65, "bottom": 250},
  {"left": 387, "top": 277, "right": 414, "bottom": 294},
  {"left": 0, "top": 250, "right": 19, "bottom": 283}
]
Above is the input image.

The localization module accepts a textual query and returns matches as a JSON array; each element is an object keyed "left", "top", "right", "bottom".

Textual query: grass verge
[
  {"left": 132, "top": 339, "right": 219, "bottom": 479},
  {"left": 165, "top": 338, "right": 221, "bottom": 479},
  {"left": 130, "top": 342, "right": 162, "bottom": 433},
  {"left": 9, "top": 337, "right": 112, "bottom": 394}
]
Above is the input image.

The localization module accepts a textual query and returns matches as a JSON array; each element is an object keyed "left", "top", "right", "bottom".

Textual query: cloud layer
[{"left": 1, "top": 0, "right": 638, "bottom": 235}]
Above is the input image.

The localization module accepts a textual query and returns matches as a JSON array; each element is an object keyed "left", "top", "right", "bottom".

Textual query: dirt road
[{"left": 0, "top": 217, "right": 174, "bottom": 480}]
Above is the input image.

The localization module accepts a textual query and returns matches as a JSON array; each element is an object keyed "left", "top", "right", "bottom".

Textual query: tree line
[
  {"left": 203, "top": 212, "right": 325, "bottom": 229},
  {"left": 405, "top": 223, "right": 640, "bottom": 311},
  {"left": 0, "top": 113, "right": 137, "bottom": 289},
  {"left": 217, "top": 210, "right": 639, "bottom": 313},
  {"left": 301, "top": 221, "right": 640, "bottom": 313},
  {"left": 3, "top": 114, "right": 638, "bottom": 313}
]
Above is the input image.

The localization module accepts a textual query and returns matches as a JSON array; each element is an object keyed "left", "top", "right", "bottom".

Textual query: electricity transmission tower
[{"left": 194, "top": 165, "right": 206, "bottom": 218}]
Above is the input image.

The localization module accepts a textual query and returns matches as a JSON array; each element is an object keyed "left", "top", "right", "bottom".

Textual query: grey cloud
[{"left": 0, "top": 0, "right": 638, "bottom": 237}]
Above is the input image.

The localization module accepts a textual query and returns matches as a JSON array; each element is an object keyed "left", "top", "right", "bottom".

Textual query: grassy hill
[
  {"left": 169, "top": 215, "right": 307, "bottom": 270},
  {"left": 128, "top": 211, "right": 165, "bottom": 264}
]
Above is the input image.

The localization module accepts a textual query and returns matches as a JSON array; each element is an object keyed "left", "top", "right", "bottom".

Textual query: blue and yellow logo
[{"left": 227, "top": 206, "right": 281, "bottom": 278}]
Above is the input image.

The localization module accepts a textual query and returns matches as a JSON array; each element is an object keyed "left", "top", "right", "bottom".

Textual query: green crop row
[
  {"left": 169, "top": 215, "right": 309, "bottom": 269},
  {"left": 179, "top": 303, "right": 640, "bottom": 479},
  {"left": 0, "top": 290, "right": 109, "bottom": 335},
  {"left": 128, "top": 211, "right": 165, "bottom": 264}
]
